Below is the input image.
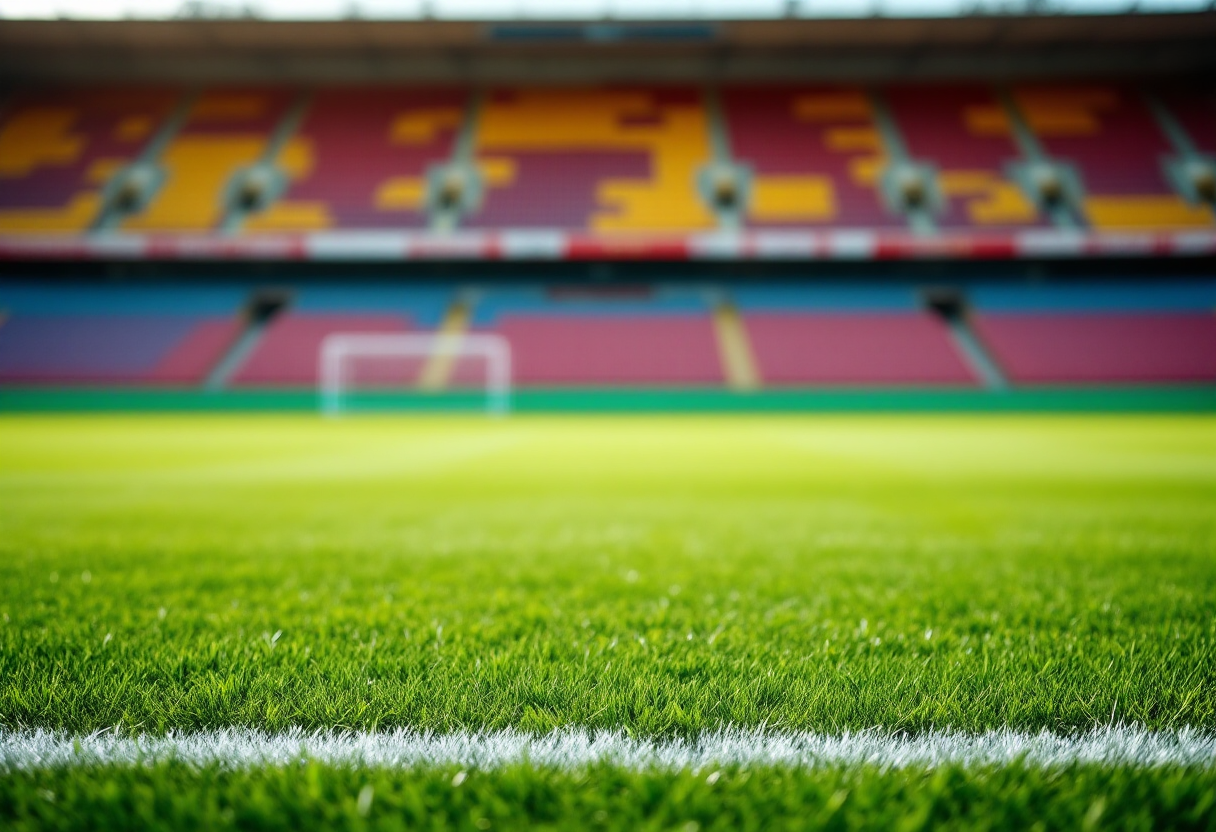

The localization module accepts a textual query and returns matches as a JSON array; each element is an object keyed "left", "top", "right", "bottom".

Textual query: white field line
[{"left": 2, "top": 727, "right": 1214, "bottom": 772}]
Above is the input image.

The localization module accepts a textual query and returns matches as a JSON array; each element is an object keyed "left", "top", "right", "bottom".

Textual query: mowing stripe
[{"left": 3, "top": 727, "right": 1214, "bottom": 772}]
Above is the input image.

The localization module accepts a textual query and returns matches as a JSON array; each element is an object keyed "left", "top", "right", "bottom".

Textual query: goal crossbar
[{"left": 319, "top": 333, "right": 512, "bottom": 415}]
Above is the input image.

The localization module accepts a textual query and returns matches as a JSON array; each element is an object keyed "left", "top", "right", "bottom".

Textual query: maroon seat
[
  {"left": 121, "top": 87, "right": 297, "bottom": 233},
  {"left": 477, "top": 315, "right": 723, "bottom": 387},
  {"left": 0, "top": 315, "right": 236, "bottom": 385},
  {"left": 146, "top": 319, "right": 241, "bottom": 384},
  {"left": 231, "top": 314, "right": 410, "bottom": 387},
  {"left": 884, "top": 85, "right": 1043, "bottom": 230},
  {"left": 463, "top": 87, "right": 713, "bottom": 233},
  {"left": 246, "top": 88, "right": 464, "bottom": 231},
  {"left": 464, "top": 152, "right": 650, "bottom": 231},
  {"left": 722, "top": 85, "right": 903, "bottom": 230},
  {"left": 973, "top": 314, "right": 1216, "bottom": 384},
  {"left": 744, "top": 313, "right": 976, "bottom": 386},
  {"left": 1012, "top": 84, "right": 1210, "bottom": 231},
  {"left": 0, "top": 88, "right": 177, "bottom": 233}
]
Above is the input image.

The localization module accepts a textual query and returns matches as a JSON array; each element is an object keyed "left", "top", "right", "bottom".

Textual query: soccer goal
[{"left": 318, "top": 333, "right": 512, "bottom": 416}]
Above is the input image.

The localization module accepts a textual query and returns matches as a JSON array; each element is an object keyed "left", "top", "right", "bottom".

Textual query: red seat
[
  {"left": 246, "top": 88, "right": 464, "bottom": 232},
  {"left": 146, "top": 319, "right": 241, "bottom": 384},
  {"left": 464, "top": 87, "right": 715, "bottom": 234},
  {"left": 722, "top": 85, "right": 902, "bottom": 229},
  {"left": 744, "top": 312, "right": 976, "bottom": 386},
  {"left": 1012, "top": 84, "right": 1211, "bottom": 231},
  {"left": 231, "top": 314, "right": 410, "bottom": 387},
  {"left": 478, "top": 315, "right": 723, "bottom": 386},
  {"left": 884, "top": 85, "right": 1042, "bottom": 230},
  {"left": 974, "top": 314, "right": 1216, "bottom": 384},
  {"left": 0, "top": 88, "right": 177, "bottom": 233},
  {"left": 122, "top": 88, "right": 297, "bottom": 232}
]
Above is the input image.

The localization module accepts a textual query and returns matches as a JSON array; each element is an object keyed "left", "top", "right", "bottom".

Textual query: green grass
[
  {"left": 3, "top": 414, "right": 1214, "bottom": 735},
  {"left": 2, "top": 414, "right": 1215, "bottom": 828},
  {"left": 4, "top": 761, "right": 1215, "bottom": 832}
]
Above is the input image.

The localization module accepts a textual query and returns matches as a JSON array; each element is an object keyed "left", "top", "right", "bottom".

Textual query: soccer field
[{"left": 2, "top": 413, "right": 1215, "bottom": 829}]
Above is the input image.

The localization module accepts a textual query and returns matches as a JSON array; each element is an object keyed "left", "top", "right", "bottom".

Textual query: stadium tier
[
  {"left": 229, "top": 286, "right": 451, "bottom": 386},
  {"left": 1, "top": 83, "right": 1214, "bottom": 257},
  {"left": 0, "top": 284, "right": 244, "bottom": 384},
  {"left": 1010, "top": 84, "right": 1212, "bottom": 231},
  {"left": 720, "top": 86, "right": 893, "bottom": 230},
  {"left": 733, "top": 286, "right": 977, "bottom": 386},
  {"left": 0, "top": 88, "right": 179, "bottom": 234},
  {"left": 968, "top": 283, "right": 1216, "bottom": 384},
  {"left": 465, "top": 88, "right": 715, "bottom": 233},
  {"left": 2, "top": 280, "right": 1214, "bottom": 390},
  {"left": 120, "top": 88, "right": 299, "bottom": 233},
  {"left": 882, "top": 86, "right": 1043, "bottom": 231},
  {"left": 467, "top": 287, "right": 721, "bottom": 385},
  {"left": 243, "top": 89, "right": 464, "bottom": 233}
]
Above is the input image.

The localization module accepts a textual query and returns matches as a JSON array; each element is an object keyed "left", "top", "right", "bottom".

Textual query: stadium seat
[
  {"left": 973, "top": 314, "right": 1216, "bottom": 384},
  {"left": 1011, "top": 84, "right": 1213, "bottom": 231},
  {"left": 5, "top": 83, "right": 1214, "bottom": 239},
  {"left": 0, "top": 315, "right": 237, "bottom": 384},
  {"left": 883, "top": 85, "right": 1041, "bottom": 229},
  {"left": 122, "top": 88, "right": 297, "bottom": 232},
  {"left": 969, "top": 281, "right": 1216, "bottom": 384},
  {"left": 492, "top": 316, "right": 723, "bottom": 386},
  {"left": 721, "top": 85, "right": 903, "bottom": 229},
  {"left": 3, "top": 279, "right": 1213, "bottom": 390},
  {"left": 0, "top": 88, "right": 177, "bottom": 233},
  {"left": 743, "top": 314, "right": 976, "bottom": 386},
  {"left": 0, "top": 284, "right": 246, "bottom": 385},
  {"left": 226, "top": 287, "right": 452, "bottom": 387},
  {"left": 465, "top": 287, "right": 721, "bottom": 386},
  {"left": 465, "top": 88, "right": 717, "bottom": 233},
  {"left": 244, "top": 88, "right": 465, "bottom": 232},
  {"left": 229, "top": 314, "right": 412, "bottom": 387},
  {"left": 733, "top": 285, "right": 976, "bottom": 386}
]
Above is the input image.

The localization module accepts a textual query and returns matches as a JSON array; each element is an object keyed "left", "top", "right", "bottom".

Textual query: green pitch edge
[{"left": 2, "top": 387, "right": 1215, "bottom": 413}]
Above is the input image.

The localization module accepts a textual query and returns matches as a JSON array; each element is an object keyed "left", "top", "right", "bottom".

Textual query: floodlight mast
[{"left": 319, "top": 333, "right": 511, "bottom": 416}]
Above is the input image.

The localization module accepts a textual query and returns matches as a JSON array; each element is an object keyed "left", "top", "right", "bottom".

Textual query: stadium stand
[
  {"left": 0, "top": 88, "right": 177, "bottom": 233},
  {"left": 969, "top": 282, "right": 1216, "bottom": 384},
  {"left": 466, "top": 88, "right": 717, "bottom": 233},
  {"left": 121, "top": 88, "right": 297, "bottom": 232},
  {"left": 466, "top": 286, "right": 723, "bottom": 386},
  {"left": 229, "top": 313, "right": 411, "bottom": 386},
  {"left": 227, "top": 286, "right": 452, "bottom": 386},
  {"left": 1010, "top": 84, "right": 1213, "bottom": 231},
  {"left": 244, "top": 88, "right": 465, "bottom": 232},
  {"left": 2, "top": 82, "right": 1215, "bottom": 242},
  {"left": 720, "top": 85, "right": 903, "bottom": 229},
  {"left": 1, "top": 78, "right": 1213, "bottom": 396},
  {"left": 1, "top": 279, "right": 1213, "bottom": 389},
  {"left": 882, "top": 85, "right": 1041, "bottom": 230},
  {"left": 0, "top": 316, "right": 241, "bottom": 384},
  {"left": 734, "top": 286, "right": 977, "bottom": 386},
  {"left": 0, "top": 284, "right": 244, "bottom": 384}
]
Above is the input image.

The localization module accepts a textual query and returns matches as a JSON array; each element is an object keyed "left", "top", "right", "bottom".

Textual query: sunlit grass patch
[{"left": 1, "top": 414, "right": 1214, "bottom": 827}]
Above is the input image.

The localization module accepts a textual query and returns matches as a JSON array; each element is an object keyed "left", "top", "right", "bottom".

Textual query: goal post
[{"left": 319, "top": 333, "right": 512, "bottom": 416}]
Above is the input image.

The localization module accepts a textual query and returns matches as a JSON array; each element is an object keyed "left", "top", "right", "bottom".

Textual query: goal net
[{"left": 318, "top": 333, "right": 512, "bottom": 416}]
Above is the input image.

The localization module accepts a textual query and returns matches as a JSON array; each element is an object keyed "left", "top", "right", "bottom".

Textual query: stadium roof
[
  {"left": 3, "top": 12, "right": 1215, "bottom": 83},
  {"left": 1, "top": 0, "right": 1213, "bottom": 19}
]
